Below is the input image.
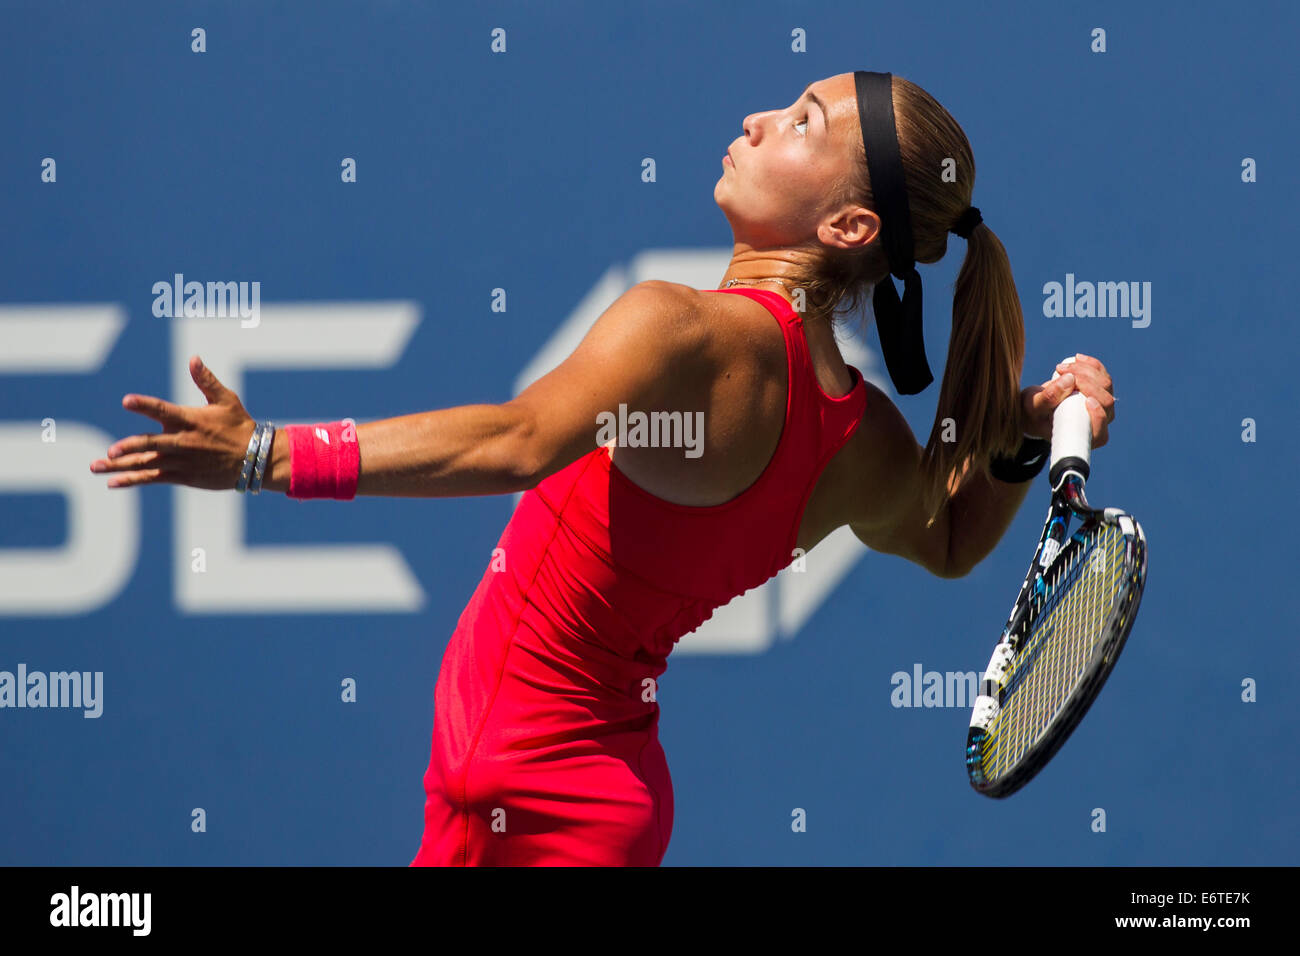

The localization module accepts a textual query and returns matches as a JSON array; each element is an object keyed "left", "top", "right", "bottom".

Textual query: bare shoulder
[
  {"left": 635, "top": 278, "right": 700, "bottom": 301},
  {"left": 506, "top": 280, "right": 715, "bottom": 483},
  {"left": 630, "top": 279, "right": 703, "bottom": 314},
  {"left": 621, "top": 278, "right": 712, "bottom": 338},
  {"left": 621, "top": 280, "right": 710, "bottom": 351}
]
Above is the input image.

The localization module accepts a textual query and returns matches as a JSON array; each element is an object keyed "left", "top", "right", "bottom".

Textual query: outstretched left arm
[{"left": 91, "top": 281, "right": 707, "bottom": 498}]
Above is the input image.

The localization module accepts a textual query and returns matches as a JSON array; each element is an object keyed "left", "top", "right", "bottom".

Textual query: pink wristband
[{"left": 284, "top": 422, "right": 360, "bottom": 500}]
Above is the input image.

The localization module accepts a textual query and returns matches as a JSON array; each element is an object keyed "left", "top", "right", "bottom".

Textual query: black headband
[{"left": 853, "top": 70, "right": 933, "bottom": 395}]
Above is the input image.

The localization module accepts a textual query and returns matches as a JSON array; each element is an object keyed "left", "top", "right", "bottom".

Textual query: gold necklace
[
  {"left": 722, "top": 276, "right": 827, "bottom": 326},
  {"left": 723, "top": 276, "right": 797, "bottom": 292}
]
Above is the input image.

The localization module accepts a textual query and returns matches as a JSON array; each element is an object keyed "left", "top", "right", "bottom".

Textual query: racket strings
[{"left": 983, "top": 524, "right": 1129, "bottom": 778}]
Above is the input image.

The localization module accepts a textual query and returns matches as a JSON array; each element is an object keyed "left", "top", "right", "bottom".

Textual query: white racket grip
[{"left": 1049, "top": 358, "right": 1092, "bottom": 483}]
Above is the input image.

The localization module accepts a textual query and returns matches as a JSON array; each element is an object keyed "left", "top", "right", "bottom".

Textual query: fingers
[
  {"left": 123, "top": 393, "right": 190, "bottom": 429},
  {"left": 1054, "top": 355, "right": 1114, "bottom": 425},
  {"left": 104, "top": 468, "right": 167, "bottom": 489},
  {"left": 1040, "top": 354, "right": 1114, "bottom": 449},
  {"left": 101, "top": 432, "right": 184, "bottom": 460},
  {"left": 90, "top": 449, "right": 162, "bottom": 474},
  {"left": 1089, "top": 386, "right": 1116, "bottom": 426},
  {"left": 1067, "top": 352, "right": 1102, "bottom": 370},
  {"left": 1028, "top": 374, "right": 1073, "bottom": 411},
  {"left": 1086, "top": 393, "right": 1109, "bottom": 449},
  {"left": 1048, "top": 370, "right": 1076, "bottom": 400},
  {"left": 1057, "top": 353, "right": 1113, "bottom": 394},
  {"left": 89, "top": 433, "right": 183, "bottom": 483},
  {"left": 119, "top": 356, "right": 231, "bottom": 426},
  {"left": 88, "top": 445, "right": 170, "bottom": 487},
  {"left": 90, "top": 439, "right": 181, "bottom": 487},
  {"left": 189, "top": 355, "right": 232, "bottom": 405}
]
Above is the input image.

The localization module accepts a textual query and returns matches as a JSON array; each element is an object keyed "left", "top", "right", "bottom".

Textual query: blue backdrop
[{"left": 2, "top": 0, "right": 1296, "bottom": 865}]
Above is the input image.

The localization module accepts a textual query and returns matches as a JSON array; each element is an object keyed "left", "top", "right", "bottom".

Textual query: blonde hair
[{"left": 793, "top": 74, "right": 1025, "bottom": 524}]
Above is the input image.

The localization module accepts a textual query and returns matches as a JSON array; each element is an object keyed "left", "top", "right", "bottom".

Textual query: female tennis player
[{"left": 89, "top": 71, "right": 1115, "bottom": 866}]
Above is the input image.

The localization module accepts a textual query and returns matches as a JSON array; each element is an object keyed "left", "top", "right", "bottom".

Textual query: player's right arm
[
  {"left": 846, "top": 382, "right": 962, "bottom": 578},
  {"left": 849, "top": 372, "right": 1086, "bottom": 579}
]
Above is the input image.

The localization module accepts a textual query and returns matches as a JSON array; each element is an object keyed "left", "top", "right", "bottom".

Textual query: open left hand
[
  {"left": 1019, "top": 353, "right": 1115, "bottom": 449},
  {"left": 88, "top": 356, "right": 258, "bottom": 490}
]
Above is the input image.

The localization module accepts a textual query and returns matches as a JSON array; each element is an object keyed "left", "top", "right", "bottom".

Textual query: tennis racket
[{"left": 965, "top": 358, "right": 1148, "bottom": 798}]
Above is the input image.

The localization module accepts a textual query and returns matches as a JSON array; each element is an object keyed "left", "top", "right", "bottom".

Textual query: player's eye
[{"left": 794, "top": 116, "right": 808, "bottom": 136}]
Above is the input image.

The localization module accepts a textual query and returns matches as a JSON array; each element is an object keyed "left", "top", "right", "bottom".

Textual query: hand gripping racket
[{"left": 965, "top": 358, "right": 1148, "bottom": 797}]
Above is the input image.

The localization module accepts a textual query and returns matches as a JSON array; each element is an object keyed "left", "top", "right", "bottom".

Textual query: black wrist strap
[{"left": 989, "top": 435, "right": 1051, "bottom": 483}]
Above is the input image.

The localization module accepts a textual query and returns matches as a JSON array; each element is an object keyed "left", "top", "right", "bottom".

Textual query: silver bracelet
[
  {"left": 234, "top": 424, "right": 261, "bottom": 492},
  {"left": 249, "top": 422, "right": 275, "bottom": 494}
]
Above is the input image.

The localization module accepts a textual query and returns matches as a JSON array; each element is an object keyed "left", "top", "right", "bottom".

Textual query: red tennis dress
[{"left": 410, "top": 288, "right": 867, "bottom": 865}]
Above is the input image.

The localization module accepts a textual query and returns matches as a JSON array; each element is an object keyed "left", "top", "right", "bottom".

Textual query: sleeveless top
[{"left": 462, "top": 287, "right": 868, "bottom": 677}]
